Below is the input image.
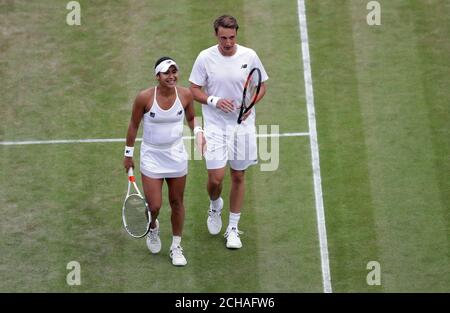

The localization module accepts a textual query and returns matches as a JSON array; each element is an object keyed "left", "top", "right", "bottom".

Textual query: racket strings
[
  {"left": 238, "top": 67, "right": 262, "bottom": 124},
  {"left": 245, "top": 80, "right": 259, "bottom": 106},
  {"left": 124, "top": 194, "right": 149, "bottom": 236},
  {"left": 243, "top": 75, "right": 256, "bottom": 103}
]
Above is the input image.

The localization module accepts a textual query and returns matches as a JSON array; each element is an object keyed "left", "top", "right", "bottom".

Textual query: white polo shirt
[{"left": 189, "top": 44, "right": 269, "bottom": 131}]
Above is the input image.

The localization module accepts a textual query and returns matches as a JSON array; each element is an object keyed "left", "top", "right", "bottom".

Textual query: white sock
[
  {"left": 228, "top": 212, "right": 241, "bottom": 229},
  {"left": 210, "top": 197, "right": 223, "bottom": 211},
  {"left": 171, "top": 236, "right": 181, "bottom": 249}
]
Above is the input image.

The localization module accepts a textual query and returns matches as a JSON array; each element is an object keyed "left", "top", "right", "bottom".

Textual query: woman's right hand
[{"left": 123, "top": 157, "right": 134, "bottom": 173}]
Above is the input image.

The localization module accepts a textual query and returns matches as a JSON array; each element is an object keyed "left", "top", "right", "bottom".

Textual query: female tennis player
[{"left": 124, "top": 57, "right": 205, "bottom": 266}]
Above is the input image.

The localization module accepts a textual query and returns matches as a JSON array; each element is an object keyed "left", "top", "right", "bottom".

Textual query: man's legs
[{"left": 229, "top": 168, "right": 245, "bottom": 214}]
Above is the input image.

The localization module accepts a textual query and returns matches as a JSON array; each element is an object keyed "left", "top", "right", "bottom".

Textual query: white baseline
[
  {"left": 0, "top": 132, "right": 309, "bottom": 146},
  {"left": 297, "top": 0, "right": 332, "bottom": 293}
]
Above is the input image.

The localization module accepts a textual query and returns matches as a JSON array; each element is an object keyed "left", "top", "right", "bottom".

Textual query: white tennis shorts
[
  {"left": 204, "top": 125, "right": 258, "bottom": 170},
  {"left": 140, "top": 140, "right": 188, "bottom": 179}
]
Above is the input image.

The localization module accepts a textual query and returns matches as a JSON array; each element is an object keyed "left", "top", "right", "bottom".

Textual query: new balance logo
[
  {"left": 241, "top": 64, "right": 247, "bottom": 69},
  {"left": 150, "top": 112, "right": 155, "bottom": 118}
]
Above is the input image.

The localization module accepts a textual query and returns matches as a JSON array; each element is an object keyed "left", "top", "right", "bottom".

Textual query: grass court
[{"left": 1, "top": 0, "right": 448, "bottom": 292}]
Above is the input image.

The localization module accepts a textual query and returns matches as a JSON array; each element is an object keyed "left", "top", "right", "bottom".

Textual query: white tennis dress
[{"left": 140, "top": 87, "right": 188, "bottom": 179}]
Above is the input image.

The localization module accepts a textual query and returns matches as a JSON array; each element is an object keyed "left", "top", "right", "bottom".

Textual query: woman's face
[{"left": 157, "top": 65, "right": 178, "bottom": 88}]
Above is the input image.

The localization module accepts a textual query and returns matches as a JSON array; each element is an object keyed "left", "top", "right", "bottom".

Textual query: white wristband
[
  {"left": 207, "top": 96, "right": 220, "bottom": 108},
  {"left": 124, "top": 146, "right": 134, "bottom": 157},
  {"left": 194, "top": 126, "right": 204, "bottom": 136}
]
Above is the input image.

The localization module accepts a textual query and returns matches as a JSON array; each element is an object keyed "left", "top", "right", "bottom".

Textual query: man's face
[{"left": 216, "top": 26, "right": 237, "bottom": 56}]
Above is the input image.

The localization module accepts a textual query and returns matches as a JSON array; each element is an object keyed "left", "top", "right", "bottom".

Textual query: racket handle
[{"left": 128, "top": 167, "right": 135, "bottom": 182}]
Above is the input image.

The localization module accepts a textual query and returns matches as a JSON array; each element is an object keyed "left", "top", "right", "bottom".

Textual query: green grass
[
  {"left": 1, "top": 0, "right": 449, "bottom": 292},
  {"left": 308, "top": 0, "right": 449, "bottom": 291},
  {"left": 1, "top": 0, "right": 317, "bottom": 292}
]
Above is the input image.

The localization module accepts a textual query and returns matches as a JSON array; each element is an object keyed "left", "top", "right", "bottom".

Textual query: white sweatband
[
  {"left": 194, "top": 126, "right": 204, "bottom": 136},
  {"left": 124, "top": 146, "right": 134, "bottom": 157},
  {"left": 207, "top": 96, "right": 220, "bottom": 107}
]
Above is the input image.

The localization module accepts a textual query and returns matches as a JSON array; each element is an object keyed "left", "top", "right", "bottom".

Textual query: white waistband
[{"left": 141, "top": 137, "right": 183, "bottom": 150}]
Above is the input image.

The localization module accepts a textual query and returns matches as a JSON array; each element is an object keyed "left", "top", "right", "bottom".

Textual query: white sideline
[
  {"left": 2, "top": 1, "right": 332, "bottom": 293},
  {"left": 297, "top": 0, "right": 333, "bottom": 293},
  {"left": 0, "top": 132, "right": 310, "bottom": 146}
]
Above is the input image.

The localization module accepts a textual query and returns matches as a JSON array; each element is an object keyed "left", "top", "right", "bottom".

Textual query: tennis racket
[
  {"left": 237, "top": 67, "right": 262, "bottom": 124},
  {"left": 122, "top": 167, "right": 151, "bottom": 238}
]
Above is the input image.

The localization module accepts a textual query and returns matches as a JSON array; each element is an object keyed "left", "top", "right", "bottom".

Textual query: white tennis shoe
[
  {"left": 224, "top": 226, "right": 242, "bottom": 249},
  {"left": 146, "top": 219, "right": 161, "bottom": 254},
  {"left": 207, "top": 198, "right": 223, "bottom": 235},
  {"left": 170, "top": 245, "right": 187, "bottom": 266}
]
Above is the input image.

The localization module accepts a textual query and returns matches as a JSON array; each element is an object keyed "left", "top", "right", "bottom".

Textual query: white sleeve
[
  {"left": 252, "top": 52, "right": 269, "bottom": 82},
  {"left": 189, "top": 53, "right": 207, "bottom": 87}
]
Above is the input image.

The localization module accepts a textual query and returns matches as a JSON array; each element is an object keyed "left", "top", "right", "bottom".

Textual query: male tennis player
[
  {"left": 124, "top": 57, "right": 204, "bottom": 266},
  {"left": 189, "top": 15, "right": 268, "bottom": 249}
]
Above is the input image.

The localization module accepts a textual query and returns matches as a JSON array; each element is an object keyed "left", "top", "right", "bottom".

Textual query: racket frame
[
  {"left": 122, "top": 167, "right": 151, "bottom": 238},
  {"left": 237, "top": 67, "right": 262, "bottom": 124}
]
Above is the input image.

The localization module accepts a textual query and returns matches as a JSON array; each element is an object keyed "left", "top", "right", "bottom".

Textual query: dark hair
[
  {"left": 213, "top": 15, "right": 239, "bottom": 34},
  {"left": 154, "top": 56, "right": 175, "bottom": 69}
]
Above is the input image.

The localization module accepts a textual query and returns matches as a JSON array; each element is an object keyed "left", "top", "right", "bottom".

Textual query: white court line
[
  {"left": 297, "top": 0, "right": 333, "bottom": 293},
  {"left": 0, "top": 132, "right": 310, "bottom": 146}
]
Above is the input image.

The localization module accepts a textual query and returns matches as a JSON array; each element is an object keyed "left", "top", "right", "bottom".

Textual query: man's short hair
[{"left": 214, "top": 15, "right": 239, "bottom": 34}]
